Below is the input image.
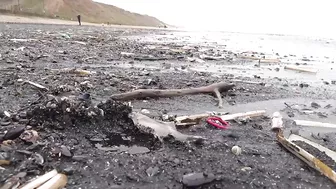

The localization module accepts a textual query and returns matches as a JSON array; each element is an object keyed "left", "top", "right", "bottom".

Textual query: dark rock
[
  {"left": 275, "top": 67, "right": 280, "bottom": 72},
  {"left": 323, "top": 81, "right": 330, "bottom": 85},
  {"left": 18, "top": 111, "right": 27, "bottom": 119},
  {"left": 182, "top": 172, "right": 215, "bottom": 187},
  {"left": 128, "top": 146, "right": 150, "bottom": 155},
  {"left": 311, "top": 102, "right": 321, "bottom": 109},
  {"left": 332, "top": 81, "right": 336, "bottom": 85},
  {"left": 299, "top": 83, "right": 309, "bottom": 88},
  {"left": 325, "top": 104, "right": 332, "bottom": 109},
  {"left": 295, "top": 63, "right": 300, "bottom": 65},
  {"left": 146, "top": 166, "right": 159, "bottom": 177},
  {"left": 181, "top": 65, "right": 187, "bottom": 70},
  {"left": 287, "top": 111, "right": 295, "bottom": 118},
  {"left": 317, "top": 112, "right": 328, "bottom": 118},
  {"left": 63, "top": 167, "right": 75, "bottom": 175},
  {"left": 60, "top": 145, "right": 72, "bottom": 157},
  {"left": 302, "top": 58, "right": 310, "bottom": 61},
  {"left": 0, "top": 121, "right": 11, "bottom": 126},
  {"left": 2, "top": 126, "right": 25, "bottom": 141},
  {"left": 72, "top": 155, "right": 88, "bottom": 161}
]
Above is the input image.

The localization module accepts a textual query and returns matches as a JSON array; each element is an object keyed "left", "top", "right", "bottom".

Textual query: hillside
[{"left": 0, "top": 0, "right": 165, "bottom": 27}]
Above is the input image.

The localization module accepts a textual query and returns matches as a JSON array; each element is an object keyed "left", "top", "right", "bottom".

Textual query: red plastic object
[{"left": 206, "top": 117, "right": 229, "bottom": 130}]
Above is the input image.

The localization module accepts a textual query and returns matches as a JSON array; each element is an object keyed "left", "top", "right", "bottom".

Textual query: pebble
[
  {"left": 146, "top": 166, "right": 159, "bottom": 177},
  {"left": 128, "top": 146, "right": 150, "bottom": 155},
  {"left": 323, "top": 81, "right": 330, "bottom": 85},
  {"left": 311, "top": 102, "right": 321, "bottom": 109},
  {"left": 331, "top": 80, "right": 336, "bottom": 85},
  {"left": 63, "top": 167, "right": 75, "bottom": 175},
  {"left": 182, "top": 172, "right": 215, "bottom": 187},
  {"left": 60, "top": 145, "right": 72, "bottom": 157},
  {"left": 3, "top": 126, "right": 25, "bottom": 141},
  {"left": 173, "top": 158, "right": 180, "bottom": 164},
  {"left": 231, "top": 146, "right": 242, "bottom": 155}
]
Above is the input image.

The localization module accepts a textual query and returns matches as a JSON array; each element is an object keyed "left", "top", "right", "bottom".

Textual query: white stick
[
  {"left": 20, "top": 169, "right": 58, "bottom": 189},
  {"left": 288, "top": 134, "right": 336, "bottom": 162},
  {"left": 37, "top": 174, "right": 67, "bottom": 189},
  {"left": 24, "top": 81, "right": 49, "bottom": 91},
  {"left": 284, "top": 66, "right": 317, "bottom": 73},
  {"left": 295, "top": 120, "right": 336, "bottom": 129},
  {"left": 220, "top": 110, "right": 266, "bottom": 120}
]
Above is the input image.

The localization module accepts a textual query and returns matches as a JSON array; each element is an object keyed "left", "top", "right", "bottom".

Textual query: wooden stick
[
  {"left": 175, "top": 111, "right": 229, "bottom": 126},
  {"left": 277, "top": 131, "right": 336, "bottom": 183},
  {"left": 288, "top": 134, "right": 336, "bottom": 162},
  {"left": 219, "top": 110, "right": 266, "bottom": 121},
  {"left": 20, "top": 169, "right": 58, "bottom": 189},
  {"left": 294, "top": 120, "right": 336, "bottom": 129},
  {"left": 23, "top": 81, "right": 49, "bottom": 92},
  {"left": 37, "top": 174, "right": 67, "bottom": 189},
  {"left": 284, "top": 66, "right": 317, "bottom": 73},
  {"left": 111, "top": 82, "right": 234, "bottom": 107}
]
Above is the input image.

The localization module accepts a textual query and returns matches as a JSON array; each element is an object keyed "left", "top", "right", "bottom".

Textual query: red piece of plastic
[{"left": 206, "top": 116, "right": 229, "bottom": 130}]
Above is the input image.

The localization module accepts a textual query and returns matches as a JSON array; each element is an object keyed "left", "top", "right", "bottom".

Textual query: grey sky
[{"left": 94, "top": 0, "right": 335, "bottom": 38}]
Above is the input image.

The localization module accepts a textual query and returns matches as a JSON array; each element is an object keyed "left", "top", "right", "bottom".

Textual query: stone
[
  {"left": 231, "top": 146, "right": 242, "bottom": 155},
  {"left": 182, "top": 172, "right": 215, "bottom": 187},
  {"left": 60, "top": 145, "right": 72, "bottom": 157},
  {"left": 146, "top": 166, "right": 159, "bottom": 177},
  {"left": 311, "top": 102, "right": 321, "bottom": 109},
  {"left": 128, "top": 146, "right": 150, "bottom": 155}
]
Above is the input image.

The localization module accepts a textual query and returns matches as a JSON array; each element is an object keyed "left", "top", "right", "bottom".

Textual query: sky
[{"left": 94, "top": 0, "right": 336, "bottom": 38}]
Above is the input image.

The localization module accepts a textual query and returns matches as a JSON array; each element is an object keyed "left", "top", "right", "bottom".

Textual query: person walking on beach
[{"left": 77, "top": 15, "right": 81, "bottom": 26}]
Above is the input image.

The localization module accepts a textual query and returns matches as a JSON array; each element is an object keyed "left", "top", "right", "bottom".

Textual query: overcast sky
[{"left": 94, "top": 0, "right": 336, "bottom": 38}]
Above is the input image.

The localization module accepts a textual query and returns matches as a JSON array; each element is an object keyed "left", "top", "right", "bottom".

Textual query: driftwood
[
  {"left": 294, "top": 120, "right": 336, "bottom": 129},
  {"left": 111, "top": 82, "right": 235, "bottom": 108},
  {"left": 37, "top": 174, "right": 67, "bottom": 189},
  {"left": 20, "top": 169, "right": 58, "bottom": 189},
  {"left": 284, "top": 66, "right": 317, "bottom": 73},
  {"left": 276, "top": 131, "right": 336, "bottom": 183}
]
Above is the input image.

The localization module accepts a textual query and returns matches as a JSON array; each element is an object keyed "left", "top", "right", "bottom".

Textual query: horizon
[{"left": 94, "top": 0, "right": 336, "bottom": 39}]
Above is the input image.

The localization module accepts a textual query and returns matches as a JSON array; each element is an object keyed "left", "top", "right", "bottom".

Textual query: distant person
[{"left": 77, "top": 15, "right": 81, "bottom": 26}]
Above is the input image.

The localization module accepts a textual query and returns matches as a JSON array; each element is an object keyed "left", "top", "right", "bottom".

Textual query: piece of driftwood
[
  {"left": 219, "top": 110, "right": 266, "bottom": 121},
  {"left": 284, "top": 66, "right": 317, "bottom": 73},
  {"left": 288, "top": 134, "right": 336, "bottom": 162},
  {"left": 20, "top": 169, "right": 58, "bottom": 189},
  {"left": 37, "top": 174, "right": 67, "bottom": 189},
  {"left": 111, "top": 82, "right": 235, "bottom": 108},
  {"left": 295, "top": 120, "right": 336, "bottom": 129},
  {"left": 23, "top": 81, "right": 49, "bottom": 92},
  {"left": 175, "top": 111, "right": 229, "bottom": 126},
  {"left": 277, "top": 131, "right": 336, "bottom": 183}
]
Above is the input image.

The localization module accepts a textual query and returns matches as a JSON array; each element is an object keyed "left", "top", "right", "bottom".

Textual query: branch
[{"left": 111, "top": 82, "right": 234, "bottom": 107}]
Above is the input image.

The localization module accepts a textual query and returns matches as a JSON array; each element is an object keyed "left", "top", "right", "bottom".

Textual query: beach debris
[
  {"left": 284, "top": 66, "right": 317, "bottom": 73},
  {"left": 294, "top": 120, "right": 336, "bottom": 129},
  {"left": 130, "top": 112, "right": 201, "bottom": 141},
  {"left": 231, "top": 146, "right": 242, "bottom": 156},
  {"left": 140, "top": 109, "right": 150, "bottom": 115},
  {"left": 199, "top": 54, "right": 224, "bottom": 61},
  {"left": 20, "top": 169, "right": 59, "bottom": 189},
  {"left": 275, "top": 130, "right": 336, "bottom": 183},
  {"left": 51, "top": 68, "right": 93, "bottom": 76},
  {"left": 271, "top": 112, "right": 283, "bottom": 131},
  {"left": 111, "top": 82, "right": 234, "bottom": 108},
  {"left": 36, "top": 174, "right": 67, "bottom": 189},
  {"left": 288, "top": 134, "right": 336, "bottom": 162},
  {"left": 219, "top": 110, "right": 266, "bottom": 121},
  {"left": 182, "top": 172, "right": 215, "bottom": 187},
  {"left": 241, "top": 167, "right": 252, "bottom": 172},
  {"left": 23, "top": 80, "right": 49, "bottom": 91},
  {"left": 20, "top": 130, "right": 39, "bottom": 143},
  {"left": 73, "top": 41, "right": 86, "bottom": 45},
  {"left": 175, "top": 111, "right": 229, "bottom": 126}
]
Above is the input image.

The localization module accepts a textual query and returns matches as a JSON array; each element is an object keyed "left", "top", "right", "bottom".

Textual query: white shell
[{"left": 231, "top": 146, "right": 242, "bottom": 155}]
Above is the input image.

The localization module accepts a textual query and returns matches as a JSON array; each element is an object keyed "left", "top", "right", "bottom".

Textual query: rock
[
  {"left": 141, "top": 109, "right": 150, "bottom": 115},
  {"left": 317, "top": 112, "right": 328, "bottom": 118},
  {"left": 241, "top": 167, "right": 252, "bottom": 172},
  {"left": 182, "top": 172, "right": 215, "bottom": 187},
  {"left": 287, "top": 111, "right": 295, "bottom": 118},
  {"left": 275, "top": 67, "right": 280, "bottom": 72},
  {"left": 231, "top": 146, "right": 242, "bottom": 155},
  {"left": 299, "top": 83, "right": 309, "bottom": 88},
  {"left": 72, "top": 155, "right": 88, "bottom": 161},
  {"left": 173, "top": 158, "right": 180, "bottom": 164},
  {"left": 146, "top": 166, "right": 159, "bottom": 177},
  {"left": 3, "top": 126, "right": 25, "bottom": 141},
  {"left": 0, "top": 121, "right": 11, "bottom": 126},
  {"left": 181, "top": 65, "right": 187, "bottom": 70},
  {"left": 302, "top": 58, "right": 310, "bottom": 61},
  {"left": 325, "top": 104, "right": 332, "bottom": 109},
  {"left": 331, "top": 81, "right": 336, "bottom": 85},
  {"left": 63, "top": 167, "right": 75, "bottom": 175},
  {"left": 60, "top": 145, "right": 72, "bottom": 157},
  {"left": 311, "top": 102, "right": 321, "bottom": 109},
  {"left": 323, "top": 81, "right": 330, "bottom": 85},
  {"left": 128, "top": 146, "right": 150, "bottom": 155}
]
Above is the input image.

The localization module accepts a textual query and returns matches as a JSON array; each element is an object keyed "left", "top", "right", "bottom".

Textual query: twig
[
  {"left": 111, "top": 82, "right": 234, "bottom": 107},
  {"left": 23, "top": 80, "right": 49, "bottom": 92}
]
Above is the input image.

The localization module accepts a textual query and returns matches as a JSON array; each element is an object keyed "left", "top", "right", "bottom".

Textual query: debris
[
  {"left": 130, "top": 112, "right": 201, "bottom": 141},
  {"left": 140, "top": 109, "right": 150, "bottom": 115},
  {"left": 288, "top": 134, "right": 336, "bottom": 162},
  {"left": 0, "top": 160, "right": 10, "bottom": 166},
  {"left": 199, "top": 54, "right": 224, "bottom": 61},
  {"left": 259, "top": 59, "right": 281, "bottom": 63},
  {"left": 294, "top": 120, "right": 336, "bottom": 129},
  {"left": 20, "top": 130, "right": 39, "bottom": 143},
  {"left": 206, "top": 117, "right": 229, "bottom": 130},
  {"left": 10, "top": 39, "right": 36, "bottom": 42},
  {"left": 219, "top": 110, "right": 266, "bottom": 121},
  {"left": 284, "top": 66, "right": 317, "bottom": 73},
  {"left": 175, "top": 111, "right": 229, "bottom": 126},
  {"left": 20, "top": 169, "right": 58, "bottom": 189},
  {"left": 231, "top": 146, "right": 242, "bottom": 156},
  {"left": 23, "top": 80, "right": 49, "bottom": 91},
  {"left": 3, "top": 111, "right": 11, "bottom": 118},
  {"left": 241, "top": 167, "right": 252, "bottom": 172},
  {"left": 111, "top": 82, "right": 235, "bottom": 108},
  {"left": 182, "top": 172, "right": 215, "bottom": 187},
  {"left": 276, "top": 131, "right": 336, "bottom": 183},
  {"left": 73, "top": 41, "right": 86, "bottom": 45},
  {"left": 271, "top": 112, "right": 283, "bottom": 131},
  {"left": 36, "top": 174, "right": 67, "bottom": 189}
]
